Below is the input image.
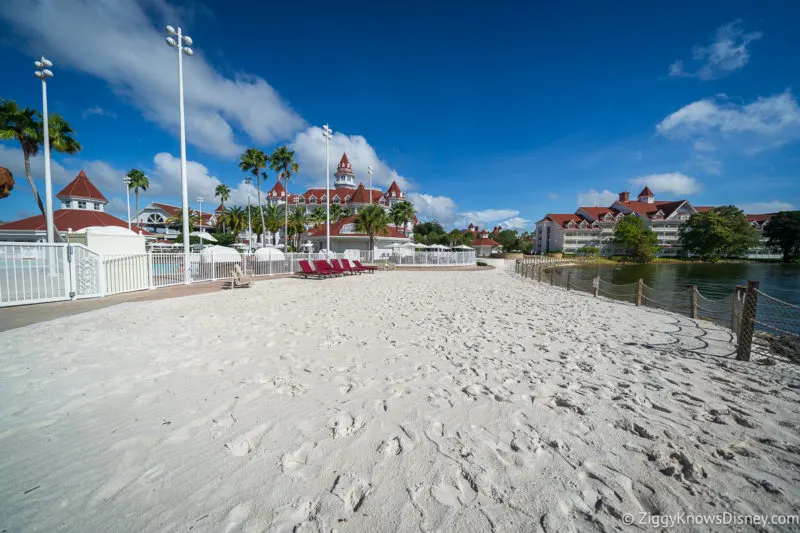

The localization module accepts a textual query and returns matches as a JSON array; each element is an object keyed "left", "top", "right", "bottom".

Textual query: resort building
[
  {"left": 535, "top": 186, "right": 780, "bottom": 258},
  {"left": 0, "top": 170, "right": 150, "bottom": 242},
  {"left": 132, "top": 202, "right": 218, "bottom": 239},
  {"left": 306, "top": 215, "right": 410, "bottom": 254},
  {"left": 463, "top": 224, "right": 502, "bottom": 257}
]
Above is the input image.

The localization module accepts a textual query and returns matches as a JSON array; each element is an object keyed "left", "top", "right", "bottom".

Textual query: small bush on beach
[{"left": 477, "top": 260, "right": 488, "bottom": 266}]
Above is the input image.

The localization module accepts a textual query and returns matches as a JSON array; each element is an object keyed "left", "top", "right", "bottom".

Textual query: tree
[
  {"left": 580, "top": 245, "right": 600, "bottom": 257},
  {"left": 263, "top": 204, "right": 283, "bottom": 245},
  {"left": 215, "top": 184, "right": 231, "bottom": 207},
  {"left": 270, "top": 146, "right": 300, "bottom": 250},
  {"left": 614, "top": 215, "right": 659, "bottom": 262},
  {"left": 166, "top": 208, "right": 201, "bottom": 230},
  {"left": 390, "top": 200, "right": 416, "bottom": 236},
  {"left": 212, "top": 232, "right": 236, "bottom": 247},
  {"left": 447, "top": 229, "right": 465, "bottom": 247},
  {"left": 679, "top": 206, "right": 759, "bottom": 260},
  {"left": 329, "top": 203, "right": 346, "bottom": 222},
  {"left": 219, "top": 206, "right": 247, "bottom": 241},
  {"left": 763, "top": 211, "right": 800, "bottom": 262},
  {"left": 289, "top": 208, "right": 309, "bottom": 249},
  {"left": 239, "top": 148, "right": 269, "bottom": 246},
  {"left": 495, "top": 229, "right": 519, "bottom": 252},
  {"left": 0, "top": 100, "right": 81, "bottom": 241},
  {"left": 413, "top": 221, "right": 446, "bottom": 244},
  {"left": 309, "top": 206, "right": 327, "bottom": 229},
  {"left": 125, "top": 169, "right": 149, "bottom": 229},
  {"left": 355, "top": 204, "right": 390, "bottom": 251}
]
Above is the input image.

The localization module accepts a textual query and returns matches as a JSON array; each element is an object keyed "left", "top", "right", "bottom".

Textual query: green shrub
[{"left": 476, "top": 260, "right": 488, "bottom": 266}]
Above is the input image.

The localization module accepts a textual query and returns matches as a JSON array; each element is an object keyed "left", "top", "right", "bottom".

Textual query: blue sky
[{"left": 1, "top": 0, "right": 799, "bottom": 229}]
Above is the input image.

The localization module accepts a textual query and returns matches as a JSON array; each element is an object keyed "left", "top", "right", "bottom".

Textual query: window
[
  {"left": 309, "top": 196, "right": 316, "bottom": 204},
  {"left": 78, "top": 201, "right": 87, "bottom": 209},
  {"left": 298, "top": 197, "right": 305, "bottom": 204},
  {"left": 321, "top": 195, "right": 327, "bottom": 203},
  {"left": 344, "top": 195, "right": 350, "bottom": 202},
  {"left": 62, "top": 201, "right": 71, "bottom": 209},
  {"left": 94, "top": 202, "right": 101, "bottom": 210},
  {"left": 333, "top": 196, "right": 341, "bottom": 204}
]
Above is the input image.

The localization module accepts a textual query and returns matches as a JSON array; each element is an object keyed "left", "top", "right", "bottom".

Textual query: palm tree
[
  {"left": 270, "top": 146, "right": 300, "bottom": 249},
  {"left": 329, "top": 203, "right": 346, "bottom": 222},
  {"left": 239, "top": 148, "right": 269, "bottom": 246},
  {"left": 390, "top": 200, "right": 416, "bottom": 236},
  {"left": 219, "top": 206, "right": 247, "bottom": 241},
  {"left": 355, "top": 204, "right": 390, "bottom": 252},
  {"left": 215, "top": 184, "right": 231, "bottom": 207},
  {"left": 44, "top": 114, "right": 81, "bottom": 155},
  {"left": 289, "top": 208, "right": 309, "bottom": 250},
  {"left": 0, "top": 100, "right": 43, "bottom": 215},
  {"left": 260, "top": 204, "right": 282, "bottom": 246},
  {"left": 309, "top": 206, "right": 327, "bottom": 229},
  {"left": 125, "top": 169, "right": 149, "bottom": 229},
  {"left": 166, "top": 208, "right": 201, "bottom": 230}
]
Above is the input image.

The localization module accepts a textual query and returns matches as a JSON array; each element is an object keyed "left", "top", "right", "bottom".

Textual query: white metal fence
[{"left": 0, "top": 243, "right": 478, "bottom": 307}]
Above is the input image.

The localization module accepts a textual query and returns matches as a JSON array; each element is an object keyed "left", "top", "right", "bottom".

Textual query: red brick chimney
[{"left": 619, "top": 191, "right": 630, "bottom": 202}]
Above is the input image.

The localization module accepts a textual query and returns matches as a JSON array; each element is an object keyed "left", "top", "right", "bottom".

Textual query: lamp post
[
  {"left": 165, "top": 25, "right": 195, "bottom": 284},
  {"left": 322, "top": 124, "right": 332, "bottom": 252},
  {"left": 34, "top": 57, "right": 55, "bottom": 243},
  {"left": 244, "top": 177, "right": 253, "bottom": 253},
  {"left": 197, "top": 196, "right": 204, "bottom": 234},
  {"left": 368, "top": 165, "right": 374, "bottom": 205},
  {"left": 123, "top": 176, "right": 132, "bottom": 230}
]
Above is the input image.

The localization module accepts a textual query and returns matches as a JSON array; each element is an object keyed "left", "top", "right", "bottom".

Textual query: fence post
[
  {"left": 691, "top": 286, "right": 698, "bottom": 319},
  {"left": 212, "top": 254, "right": 217, "bottom": 281},
  {"left": 636, "top": 278, "right": 643, "bottom": 306},
  {"left": 732, "top": 286, "right": 746, "bottom": 334},
  {"left": 538, "top": 267, "right": 542, "bottom": 283},
  {"left": 593, "top": 276, "right": 599, "bottom": 297},
  {"left": 567, "top": 271, "right": 572, "bottom": 290},
  {"left": 736, "top": 280, "right": 759, "bottom": 362},
  {"left": 550, "top": 269, "right": 554, "bottom": 286},
  {"left": 147, "top": 253, "right": 155, "bottom": 289}
]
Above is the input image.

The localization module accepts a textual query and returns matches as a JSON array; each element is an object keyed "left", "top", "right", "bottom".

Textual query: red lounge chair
[
  {"left": 313, "top": 259, "right": 339, "bottom": 277},
  {"left": 297, "top": 259, "right": 329, "bottom": 279},
  {"left": 341, "top": 259, "right": 361, "bottom": 275},
  {"left": 330, "top": 259, "right": 350, "bottom": 276},
  {"left": 353, "top": 260, "right": 378, "bottom": 273}
]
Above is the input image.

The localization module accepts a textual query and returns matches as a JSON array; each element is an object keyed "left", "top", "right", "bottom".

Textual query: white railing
[
  {"left": 0, "top": 243, "right": 70, "bottom": 306},
  {"left": 390, "top": 250, "right": 476, "bottom": 266}
]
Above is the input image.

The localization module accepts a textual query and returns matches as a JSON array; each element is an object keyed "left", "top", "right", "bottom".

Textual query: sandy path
[{"left": 1, "top": 267, "right": 798, "bottom": 532}]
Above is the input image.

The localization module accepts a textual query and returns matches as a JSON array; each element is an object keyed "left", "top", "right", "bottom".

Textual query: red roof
[
  {"left": 544, "top": 214, "right": 584, "bottom": 228},
  {"left": 578, "top": 207, "right": 620, "bottom": 220},
  {"left": 618, "top": 200, "right": 686, "bottom": 219},
  {"left": 337, "top": 153, "right": 354, "bottom": 175},
  {"left": 695, "top": 206, "right": 714, "bottom": 213},
  {"left": 349, "top": 183, "right": 372, "bottom": 204},
  {"left": 472, "top": 237, "right": 500, "bottom": 247},
  {"left": 747, "top": 213, "right": 775, "bottom": 223},
  {"left": 56, "top": 170, "right": 108, "bottom": 203},
  {"left": 386, "top": 181, "right": 403, "bottom": 198},
  {"left": 214, "top": 203, "right": 227, "bottom": 213},
  {"left": 267, "top": 180, "right": 287, "bottom": 198},
  {"left": 0, "top": 209, "right": 151, "bottom": 235},
  {"left": 637, "top": 186, "right": 654, "bottom": 198},
  {"left": 151, "top": 202, "right": 180, "bottom": 216},
  {"left": 307, "top": 215, "right": 407, "bottom": 239}
]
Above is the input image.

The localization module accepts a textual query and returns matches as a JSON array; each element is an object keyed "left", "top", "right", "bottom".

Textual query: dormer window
[
  {"left": 78, "top": 200, "right": 87, "bottom": 209},
  {"left": 344, "top": 195, "right": 350, "bottom": 202},
  {"left": 298, "top": 197, "right": 305, "bottom": 204},
  {"left": 321, "top": 195, "right": 327, "bottom": 203},
  {"left": 94, "top": 202, "right": 101, "bottom": 210},
  {"left": 333, "top": 196, "right": 341, "bottom": 204}
]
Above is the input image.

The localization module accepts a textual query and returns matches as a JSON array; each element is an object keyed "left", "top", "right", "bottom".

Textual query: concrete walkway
[{"left": 0, "top": 275, "right": 293, "bottom": 332}]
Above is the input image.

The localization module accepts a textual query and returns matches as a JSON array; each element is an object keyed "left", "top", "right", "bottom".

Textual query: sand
[{"left": 1, "top": 265, "right": 798, "bottom": 532}]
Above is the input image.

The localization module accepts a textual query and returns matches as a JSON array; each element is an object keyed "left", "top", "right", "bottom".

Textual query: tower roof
[
  {"left": 638, "top": 186, "right": 654, "bottom": 198},
  {"left": 56, "top": 170, "right": 108, "bottom": 203},
  {"left": 349, "top": 182, "right": 372, "bottom": 203},
  {"left": 336, "top": 153, "right": 354, "bottom": 175},
  {"left": 386, "top": 181, "right": 403, "bottom": 198},
  {"left": 267, "top": 180, "right": 286, "bottom": 197}
]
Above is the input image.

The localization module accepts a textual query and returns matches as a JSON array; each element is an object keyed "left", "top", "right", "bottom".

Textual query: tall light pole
[
  {"left": 197, "top": 196, "right": 204, "bottom": 234},
  {"left": 244, "top": 177, "right": 253, "bottom": 253},
  {"left": 34, "top": 57, "right": 55, "bottom": 243},
  {"left": 166, "top": 25, "right": 194, "bottom": 284},
  {"left": 368, "top": 165, "right": 374, "bottom": 205},
  {"left": 322, "top": 124, "right": 332, "bottom": 252},
  {"left": 123, "top": 176, "right": 132, "bottom": 230}
]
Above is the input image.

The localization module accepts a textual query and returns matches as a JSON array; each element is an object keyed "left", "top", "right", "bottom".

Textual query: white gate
[
  {"left": 69, "top": 244, "right": 103, "bottom": 299},
  {"left": 0, "top": 243, "right": 71, "bottom": 306}
]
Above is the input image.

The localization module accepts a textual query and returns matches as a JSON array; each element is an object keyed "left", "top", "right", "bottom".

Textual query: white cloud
[
  {"left": 1, "top": 0, "right": 305, "bottom": 158},
  {"left": 406, "top": 192, "right": 458, "bottom": 224},
  {"left": 657, "top": 90, "right": 800, "bottom": 151},
  {"left": 290, "top": 127, "right": 412, "bottom": 191},
  {"left": 499, "top": 217, "right": 531, "bottom": 230},
  {"left": 458, "top": 209, "right": 519, "bottom": 226},
  {"left": 577, "top": 189, "right": 618, "bottom": 207},
  {"left": 668, "top": 21, "right": 762, "bottom": 80},
  {"left": 630, "top": 173, "right": 702, "bottom": 196},
  {"left": 738, "top": 201, "right": 796, "bottom": 214},
  {"left": 693, "top": 139, "right": 715, "bottom": 152},
  {"left": 694, "top": 155, "right": 722, "bottom": 176},
  {"left": 547, "top": 193, "right": 559, "bottom": 200},
  {"left": 82, "top": 106, "right": 116, "bottom": 119}
]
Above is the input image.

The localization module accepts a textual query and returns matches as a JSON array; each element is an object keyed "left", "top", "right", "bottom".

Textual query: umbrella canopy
[
  {"left": 454, "top": 244, "right": 474, "bottom": 250},
  {"left": 190, "top": 231, "right": 217, "bottom": 242},
  {"left": 254, "top": 247, "right": 285, "bottom": 261},
  {"left": 400, "top": 241, "right": 427, "bottom": 248},
  {"left": 428, "top": 244, "right": 448, "bottom": 249},
  {"left": 199, "top": 245, "right": 241, "bottom": 263}
]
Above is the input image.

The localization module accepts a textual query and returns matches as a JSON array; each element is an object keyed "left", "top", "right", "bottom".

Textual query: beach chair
[
  {"left": 353, "top": 260, "right": 378, "bottom": 273},
  {"left": 313, "top": 259, "right": 338, "bottom": 277},
  {"left": 231, "top": 264, "right": 253, "bottom": 288},
  {"left": 297, "top": 259, "right": 328, "bottom": 279},
  {"left": 341, "top": 259, "right": 361, "bottom": 275},
  {"left": 330, "top": 259, "right": 350, "bottom": 276}
]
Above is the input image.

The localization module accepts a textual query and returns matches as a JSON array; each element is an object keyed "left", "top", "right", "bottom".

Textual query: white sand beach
[{"left": 1, "top": 267, "right": 798, "bottom": 532}]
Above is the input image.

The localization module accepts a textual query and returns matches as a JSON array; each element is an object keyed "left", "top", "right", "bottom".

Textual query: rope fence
[{"left": 514, "top": 259, "right": 799, "bottom": 363}]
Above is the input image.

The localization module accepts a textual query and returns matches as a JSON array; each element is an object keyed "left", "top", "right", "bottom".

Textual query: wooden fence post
[
  {"left": 538, "top": 267, "right": 542, "bottom": 283},
  {"left": 593, "top": 276, "right": 599, "bottom": 297},
  {"left": 567, "top": 271, "right": 572, "bottom": 290},
  {"left": 690, "top": 286, "right": 698, "bottom": 319},
  {"left": 550, "top": 269, "right": 554, "bottom": 286},
  {"left": 636, "top": 278, "right": 643, "bottom": 306},
  {"left": 732, "top": 286, "right": 746, "bottom": 334},
  {"left": 736, "top": 280, "right": 759, "bottom": 362}
]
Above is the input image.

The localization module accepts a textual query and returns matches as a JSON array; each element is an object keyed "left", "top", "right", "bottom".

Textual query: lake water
[{"left": 567, "top": 262, "right": 800, "bottom": 305}]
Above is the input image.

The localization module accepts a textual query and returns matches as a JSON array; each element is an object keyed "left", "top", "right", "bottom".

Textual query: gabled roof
[
  {"left": 306, "top": 215, "right": 407, "bottom": 239},
  {"left": 151, "top": 202, "right": 181, "bottom": 216},
  {"left": 349, "top": 183, "right": 372, "bottom": 204},
  {"left": 747, "top": 213, "right": 775, "bottom": 223},
  {"left": 0, "top": 209, "right": 152, "bottom": 235},
  {"left": 617, "top": 200, "right": 688, "bottom": 219},
  {"left": 472, "top": 237, "right": 500, "bottom": 247},
  {"left": 637, "top": 186, "right": 654, "bottom": 198},
  {"left": 336, "top": 153, "right": 354, "bottom": 175},
  {"left": 386, "top": 181, "right": 403, "bottom": 197},
  {"left": 267, "top": 180, "right": 286, "bottom": 197},
  {"left": 541, "top": 214, "right": 584, "bottom": 228},
  {"left": 56, "top": 170, "right": 108, "bottom": 203},
  {"left": 578, "top": 207, "right": 619, "bottom": 220},
  {"left": 214, "top": 203, "right": 227, "bottom": 213}
]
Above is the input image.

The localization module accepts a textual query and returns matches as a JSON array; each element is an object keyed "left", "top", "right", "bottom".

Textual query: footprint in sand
[
  {"left": 377, "top": 436, "right": 402, "bottom": 456},
  {"left": 328, "top": 412, "right": 365, "bottom": 439},
  {"left": 331, "top": 474, "right": 371, "bottom": 512},
  {"left": 224, "top": 424, "right": 268, "bottom": 457}
]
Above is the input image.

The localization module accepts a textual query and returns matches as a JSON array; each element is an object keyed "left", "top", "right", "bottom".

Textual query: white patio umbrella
[
  {"left": 199, "top": 245, "right": 241, "bottom": 263},
  {"left": 254, "top": 247, "right": 285, "bottom": 261},
  {"left": 454, "top": 244, "right": 473, "bottom": 250},
  {"left": 428, "top": 244, "right": 448, "bottom": 249},
  {"left": 400, "top": 241, "right": 427, "bottom": 248},
  {"left": 190, "top": 231, "right": 217, "bottom": 242}
]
